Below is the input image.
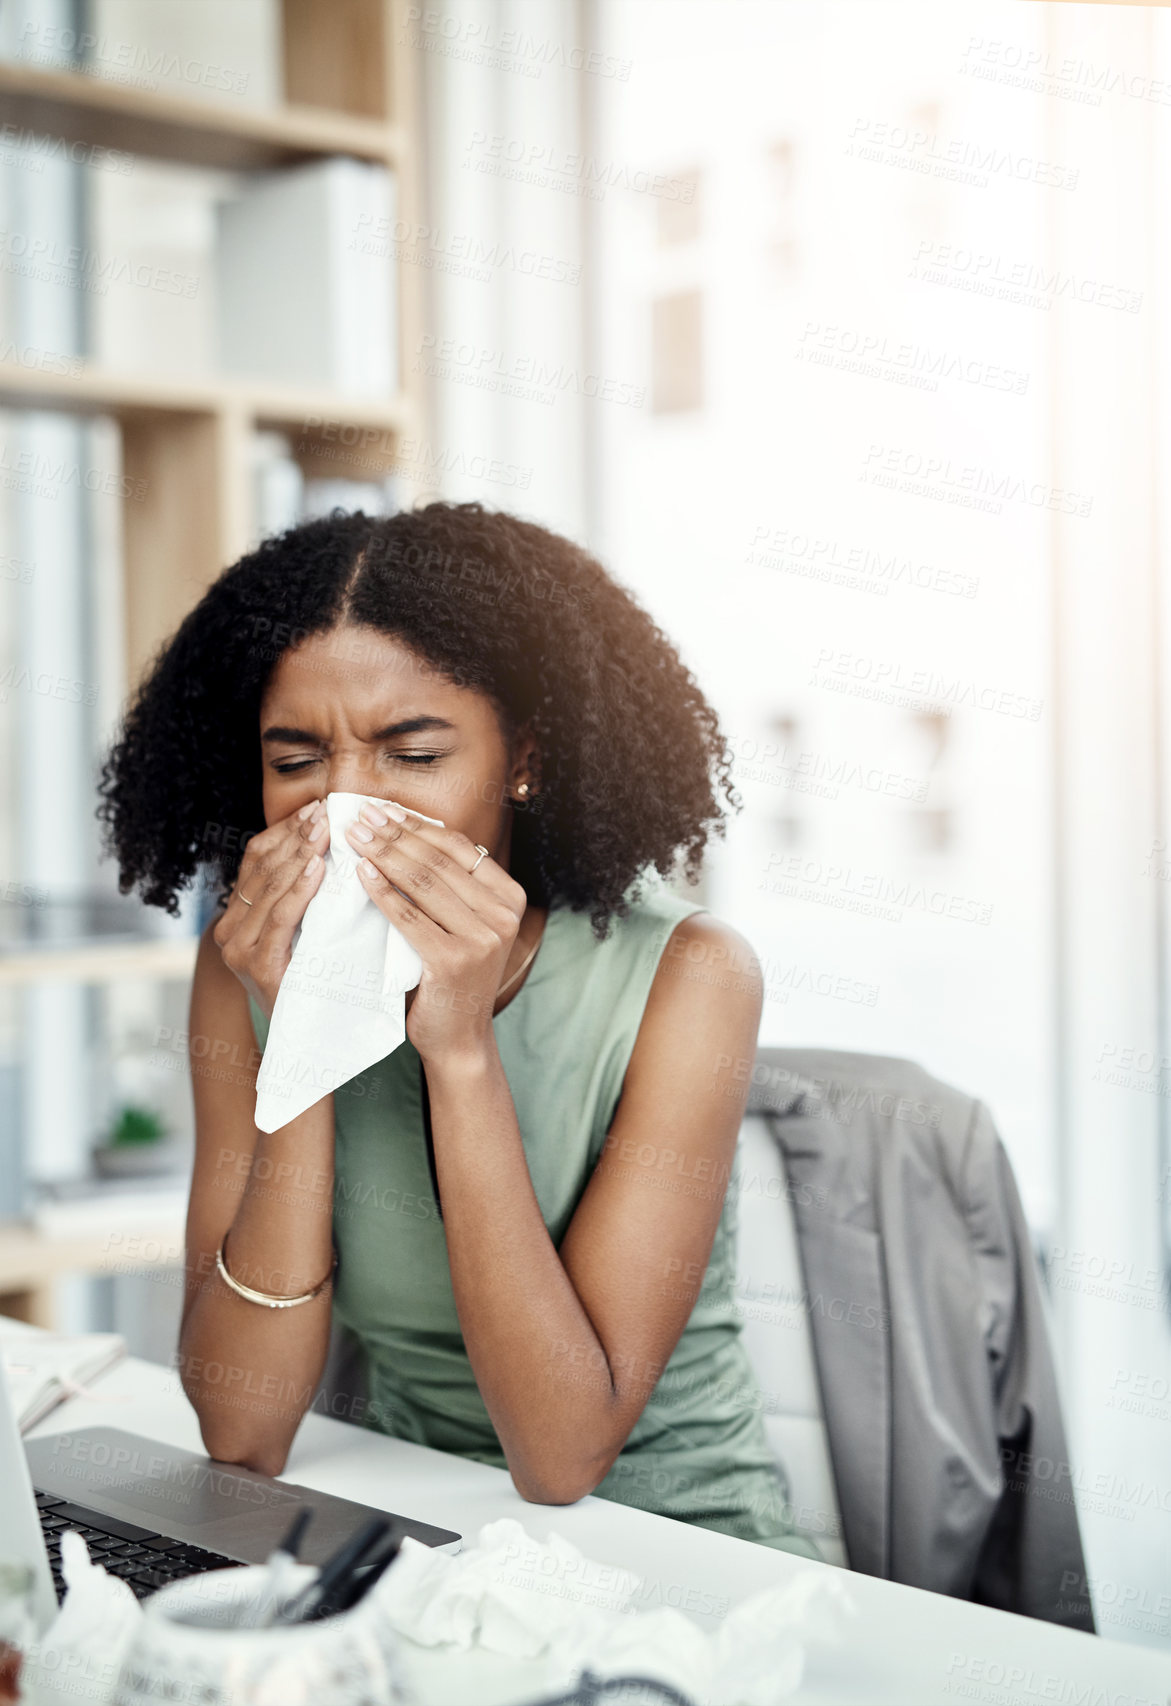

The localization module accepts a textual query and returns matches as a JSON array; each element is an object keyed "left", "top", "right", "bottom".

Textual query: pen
[
  {"left": 327, "top": 1530, "right": 402, "bottom": 1615},
  {"left": 275, "top": 1515, "right": 390, "bottom": 1626},
  {"left": 242, "top": 1509, "right": 314, "bottom": 1630}
]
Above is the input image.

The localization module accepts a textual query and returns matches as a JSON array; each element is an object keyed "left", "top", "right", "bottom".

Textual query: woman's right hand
[{"left": 212, "top": 799, "right": 329, "bottom": 1020}]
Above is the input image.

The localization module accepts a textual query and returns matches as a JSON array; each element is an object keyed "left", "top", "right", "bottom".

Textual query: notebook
[{"left": 0, "top": 1333, "right": 126, "bottom": 1433}]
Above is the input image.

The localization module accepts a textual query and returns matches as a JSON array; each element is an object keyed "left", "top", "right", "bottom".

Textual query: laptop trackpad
[{"left": 99, "top": 1467, "right": 310, "bottom": 1555}]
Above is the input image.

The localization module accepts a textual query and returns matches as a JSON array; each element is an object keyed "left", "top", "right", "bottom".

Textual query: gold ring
[
  {"left": 237, "top": 889, "right": 254, "bottom": 907},
  {"left": 471, "top": 845, "right": 490, "bottom": 873}
]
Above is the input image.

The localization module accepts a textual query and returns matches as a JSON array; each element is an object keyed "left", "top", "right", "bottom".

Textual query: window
[
  {"left": 906, "top": 710, "right": 952, "bottom": 853},
  {"left": 651, "top": 291, "right": 703, "bottom": 414},
  {"left": 656, "top": 168, "right": 701, "bottom": 246},
  {"left": 766, "top": 139, "right": 799, "bottom": 280}
]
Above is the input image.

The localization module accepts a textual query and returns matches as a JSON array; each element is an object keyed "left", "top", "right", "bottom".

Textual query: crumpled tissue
[
  {"left": 17, "top": 1520, "right": 855, "bottom": 1706},
  {"left": 368, "top": 1516, "right": 857, "bottom": 1705},
  {"left": 19, "top": 1530, "right": 141, "bottom": 1706},
  {"left": 254, "top": 791, "right": 445, "bottom": 1133}
]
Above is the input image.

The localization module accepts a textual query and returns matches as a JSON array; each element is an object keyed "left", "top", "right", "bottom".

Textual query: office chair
[{"left": 733, "top": 1046, "right": 1094, "bottom": 1629}]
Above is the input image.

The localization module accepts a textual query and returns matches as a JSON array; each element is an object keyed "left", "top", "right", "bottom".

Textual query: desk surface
[{"left": 23, "top": 1347, "right": 1171, "bottom": 1706}]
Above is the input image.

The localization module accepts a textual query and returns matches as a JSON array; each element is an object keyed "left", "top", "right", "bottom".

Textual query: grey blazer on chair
[{"left": 747, "top": 1046, "right": 1095, "bottom": 1633}]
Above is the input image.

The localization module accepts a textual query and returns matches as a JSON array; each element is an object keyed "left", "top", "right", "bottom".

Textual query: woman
[{"left": 99, "top": 501, "right": 819, "bottom": 1559}]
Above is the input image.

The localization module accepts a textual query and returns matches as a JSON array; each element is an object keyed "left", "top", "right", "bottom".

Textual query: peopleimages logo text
[{"left": 464, "top": 132, "right": 695, "bottom": 201}]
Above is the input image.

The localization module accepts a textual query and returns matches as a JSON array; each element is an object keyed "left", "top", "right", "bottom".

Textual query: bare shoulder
[
  {"left": 648, "top": 908, "right": 764, "bottom": 1012},
  {"left": 623, "top": 908, "right": 763, "bottom": 1104}
]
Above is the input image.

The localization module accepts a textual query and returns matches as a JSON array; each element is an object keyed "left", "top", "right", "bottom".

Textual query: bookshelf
[
  {"left": 0, "top": 3, "right": 427, "bottom": 1305},
  {"left": 0, "top": 0, "right": 426, "bottom": 955},
  {"left": 0, "top": 361, "right": 413, "bottom": 691}
]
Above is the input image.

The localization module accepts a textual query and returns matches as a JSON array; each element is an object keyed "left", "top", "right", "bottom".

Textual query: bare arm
[
  {"left": 426, "top": 911, "right": 762, "bottom": 1503},
  {"left": 178, "top": 801, "right": 334, "bottom": 1476}
]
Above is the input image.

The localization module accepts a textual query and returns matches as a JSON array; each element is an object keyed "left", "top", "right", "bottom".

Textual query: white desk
[{"left": 23, "top": 1348, "right": 1171, "bottom": 1706}]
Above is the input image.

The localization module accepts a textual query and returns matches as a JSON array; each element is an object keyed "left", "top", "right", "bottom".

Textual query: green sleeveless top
[{"left": 248, "top": 880, "right": 817, "bottom": 1559}]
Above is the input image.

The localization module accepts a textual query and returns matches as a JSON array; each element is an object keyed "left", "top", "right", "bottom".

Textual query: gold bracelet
[{"left": 215, "top": 1233, "right": 336, "bottom": 1310}]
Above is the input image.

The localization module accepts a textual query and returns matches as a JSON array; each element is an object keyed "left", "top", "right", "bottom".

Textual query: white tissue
[
  {"left": 371, "top": 1518, "right": 639, "bottom": 1659},
  {"left": 547, "top": 1567, "right": 857, "bottom": 1705},
  {"left": 16, "top": 1521, "right": 855, "bottom": 1706},
  {"left": 20, "top": 1530, "right": 142, "bottom": 1706},
  {"left": 367, "top": 1517, "right": 856, "bottom": 1706},
  {"left": 254, "top": 791, "right": 445, "bottom": 1133}
]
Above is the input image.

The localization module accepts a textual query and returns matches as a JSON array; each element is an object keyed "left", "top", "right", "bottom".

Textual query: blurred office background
[{"left": 0, "top": 0, "right": 1168, "bottom": 1652}]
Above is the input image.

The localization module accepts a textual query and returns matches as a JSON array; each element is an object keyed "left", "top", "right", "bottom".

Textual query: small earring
[{"left": 516, "top": 782, "right": 530, "bottom": 798}]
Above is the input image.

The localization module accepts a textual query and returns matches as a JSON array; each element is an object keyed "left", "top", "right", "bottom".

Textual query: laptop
[{"left": 0, "top": 1359, "right": 461, "bottom": 1629}]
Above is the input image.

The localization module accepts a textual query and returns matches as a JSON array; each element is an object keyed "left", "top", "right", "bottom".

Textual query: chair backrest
[{"left": 734, "top": 1110, "right": 849, "bottom": 1569}]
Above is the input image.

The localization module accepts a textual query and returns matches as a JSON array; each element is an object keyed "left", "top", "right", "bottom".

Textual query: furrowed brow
[
  {"left": 261, "top": 725, "right": 324, "bottom": 745},
  {"left": 368, "top": 716, "right": 456, "bottom": 739},
  {"left": 261, "top": 715, "right": 456, "bottom": 745}
]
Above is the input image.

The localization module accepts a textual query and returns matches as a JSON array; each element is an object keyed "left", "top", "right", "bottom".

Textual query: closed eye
[{"left": 272, "top": 752, "right": 445, "bottom": 773}]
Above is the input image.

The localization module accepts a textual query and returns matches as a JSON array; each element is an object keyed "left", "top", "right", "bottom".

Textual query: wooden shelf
[
  {"left": 0, "top": 360, "right": 414, "bottom": 434},
  {"left": 0, "top": 1214, "right": 185, "bottom": 1328},
  {"left": 0, "top": 61, "right": 404, "bottom": 171},
  {"left": 0, "top": 1217, "right": 186, "bottom": 1285},
  {"left": 0, "top": 937, "right": 198, "bottom": 987}
]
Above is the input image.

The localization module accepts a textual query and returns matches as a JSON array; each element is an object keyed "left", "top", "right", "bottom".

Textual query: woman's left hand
[{"left": 345, "top": 803, "right": 527, "bottom": 1065}]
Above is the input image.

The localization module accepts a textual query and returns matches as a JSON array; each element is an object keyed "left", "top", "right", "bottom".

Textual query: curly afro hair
[{"left": 97, "top": 501, "right": 740, "bottom": 941}]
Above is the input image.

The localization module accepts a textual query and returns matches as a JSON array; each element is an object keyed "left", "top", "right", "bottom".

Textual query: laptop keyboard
[{"left": 36, "top": 1492, "right": 245, "bottom": 1601}]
